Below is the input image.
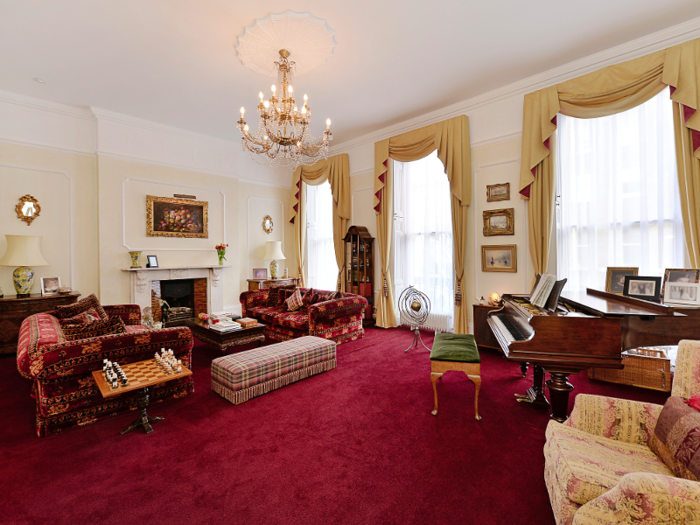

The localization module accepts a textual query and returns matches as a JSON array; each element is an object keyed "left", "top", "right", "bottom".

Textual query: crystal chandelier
[{"left": 237, "top": 49, "right": 332, "bottom": 168}]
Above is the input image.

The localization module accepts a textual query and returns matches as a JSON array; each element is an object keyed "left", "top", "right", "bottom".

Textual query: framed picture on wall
[
  {"left": 482, "top": 208, "right": 514, "bottom": 236},
  {"left": 605, "top": 267, "right": 638, "bottom": 294},
  {"left": 481, "top": 245, "right": 517, "bottom": 273},
  {"left": 253, "top": 268, "right": 268, "bottom": 279},
  {"left": 41, "top": 276, "right": 61, "bottom": 296},
  {"left": 486, "top": 183, "right": 510, "bottom": 202},
  {"left": 146, "top": 195, "right": 209, "bottom": 239}
]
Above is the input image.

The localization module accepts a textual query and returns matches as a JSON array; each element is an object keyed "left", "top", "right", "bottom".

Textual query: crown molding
[
  {"left": 331, "top": 17, "right": 700, "bottom": 155},
  {"left": 0, "top": 138, "right": 97, "bottom": 158},
  {"left": 0, "top": 89, "right": 94, "bottom": 120}
]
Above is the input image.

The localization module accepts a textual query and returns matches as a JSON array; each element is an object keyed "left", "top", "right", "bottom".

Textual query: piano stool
[{"left": 429, "top": 333, "right": 482, "bottom": 420}]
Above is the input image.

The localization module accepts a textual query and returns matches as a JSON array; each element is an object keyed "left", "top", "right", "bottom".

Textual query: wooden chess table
[
  {"left": 92, "top": 359, "right": 192, "bottom": 435},
  {"left": 184, "top": 319, "right": 265, "bottom": 353}
]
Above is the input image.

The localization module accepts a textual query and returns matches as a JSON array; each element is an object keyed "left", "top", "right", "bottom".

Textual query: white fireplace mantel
[{"left": 121, "top": 265, "right": 230, "bottom": 313}]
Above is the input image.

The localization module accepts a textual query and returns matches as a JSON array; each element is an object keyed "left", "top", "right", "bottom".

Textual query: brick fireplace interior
[{"left": 151, "top": 278, "right": 207, "bottom": 325}]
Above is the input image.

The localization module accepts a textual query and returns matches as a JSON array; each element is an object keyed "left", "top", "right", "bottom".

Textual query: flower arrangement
[{"left": 215, "top": 243, "right": 229, "bottom": 265}]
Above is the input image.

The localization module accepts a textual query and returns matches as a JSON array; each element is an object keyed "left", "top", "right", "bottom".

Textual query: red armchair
[{"left": 17, "top": 304, "right": 194, "bottom": 437}]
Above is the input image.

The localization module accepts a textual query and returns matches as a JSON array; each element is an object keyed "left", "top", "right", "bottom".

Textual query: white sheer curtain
[
  {"left": 306, "top": 181, "right": 338, "bottom": 291},
  {"left": 556, "top": 88, "right": 684, "bottom": 293},
  {"left": 394, "top": 151, "right": 454, "bottom": 331}
]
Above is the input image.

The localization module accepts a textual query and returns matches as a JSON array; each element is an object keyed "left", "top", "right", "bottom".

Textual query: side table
[
  {"left": 0, "top": 292, "right": 81, "bottom": 354},
  {"left": 247, "top": 277, "right": 299, "bottom": 291}
]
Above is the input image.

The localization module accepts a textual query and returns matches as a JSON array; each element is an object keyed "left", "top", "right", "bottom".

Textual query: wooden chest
[{"left": 0, "top": 292, "right": 80, "bottom": 354}]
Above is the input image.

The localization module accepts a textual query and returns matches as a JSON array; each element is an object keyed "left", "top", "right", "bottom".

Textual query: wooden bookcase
[{"left": 344, "top": 225, "right": 375, "bottom": 327}]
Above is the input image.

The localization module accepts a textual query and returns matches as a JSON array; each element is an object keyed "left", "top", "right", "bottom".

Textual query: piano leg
[
  {"left": 520, "top": 362, "right": 528, "bottom": 378},
  {"left": 515, "top": 364, "right": 549, "bottom": 409},
  {"left": 546, "top": 372, "right": 575, "bottom": 423}
]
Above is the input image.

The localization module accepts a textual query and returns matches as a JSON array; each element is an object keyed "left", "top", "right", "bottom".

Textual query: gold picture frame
[
  {"left": 146, "top": 195, "right": 208, "bottom": 238},
  {"left": 262, "top": 215, "right": 273, "bottom": 234},
  {"left": 605, "top": 267, "right": 638, "bottom": 294},
  {"left": 482, "top": 245, "right": 517, "bottom": 273},
  {"left": 486, "top": 183, "right": 510, "bottom": 202},
  {"left": 483, "top": 208, "right": 514, "bottom": 236},
  {"left": 15, "top": 194, "right": 41, "bottom": 225}
]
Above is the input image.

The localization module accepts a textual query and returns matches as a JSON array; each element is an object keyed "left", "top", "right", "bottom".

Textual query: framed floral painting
[{"left": 146, "top": 195, "right": 208, "bottom": 238}]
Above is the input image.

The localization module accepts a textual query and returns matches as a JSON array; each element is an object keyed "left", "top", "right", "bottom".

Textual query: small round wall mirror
[
  {"left": 15, "top": 195, "right": 41, "bottom": 225},
  {"left": 262, "top": 215, "right": 273, "bottom": 234}
]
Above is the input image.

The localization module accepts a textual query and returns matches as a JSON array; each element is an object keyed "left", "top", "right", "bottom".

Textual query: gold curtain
[
  {"left": 294, "top": 183, "right": 307, "bottom": 286},
  {"left": 373, "top": 115, "right": 471, "bottom": 331},
  {"left": 519, "top": 38, "right": 700, "bottom": 273},
  {"left": 289, "top": 154, "right": 351, "bottom": 291}
]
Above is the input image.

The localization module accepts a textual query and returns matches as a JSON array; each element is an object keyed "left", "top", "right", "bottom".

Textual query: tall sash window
[
  {"left": 556, "top": 88, "right": 684, "bottom": 292},
  {"left": 394, "top": 151, "right": 454, "bottom": 331},
  {"left": 306, "top": 181, "right": 338, "bottom": 290}
]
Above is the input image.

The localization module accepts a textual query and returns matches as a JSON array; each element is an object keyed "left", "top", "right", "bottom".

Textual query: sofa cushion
[
  {"left": 544, "top": 420, "right": 672, "bottom": 506},
  {"left": 267, "top": 285, "right": 296, "bottom": 307},
  {"left": 648, "top": 396, "right": 700, "bottom": 481},
  {"left": 58, "top": 308, "right": 101, "bottom": 328},
  {"left": 17, "top": 313, "right": 66, "bottom": 379},
  {"left": 285, "top": 288, "right": 304, "bottom": 312},
  {"left": 61, "top": 316, "right": 127, "bottom": 341},
  {"left": 53, "top": 294, "right": 109, "bottom": 321},
  {"left": 302, "top": 288, "right": 316, "bottom": 306},
  {"left": 272, "top": 310, "right": 310, "bottom": 330},
  {"left": 249, "top": 305, "right": 288, "bottom": 324},
  {"left": 689, "top": 393, "right": 700, "bottom": 411}
]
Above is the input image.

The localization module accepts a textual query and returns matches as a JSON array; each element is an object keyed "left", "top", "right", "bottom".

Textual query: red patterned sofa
[
  {"left": 240, "top": 287, "right": 367, "bottom": 345},
  {"left": 17, "top": 300, "right": 194, "bottom": 437}
]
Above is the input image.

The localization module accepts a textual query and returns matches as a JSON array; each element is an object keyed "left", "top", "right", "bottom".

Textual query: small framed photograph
[
  {"left": 487, "top": 183, "right": 510, "bottom": 202},
  {"left": 482, "top": 245, "right": 517, "bottom": 273},
  {"left": 605, "top": 267, "right": 638, "bottom": 294},
  {"left": 253, "top": 268, "right": 268, "bottom": 280},
  {"left": 146, "top": 255, "right": 159, "bottom": 268},
  {"left": 483, "top": 208, "right": 514, "bottom": 236},
  {"left": 41, "top": 276, "right": 61, "bottom": 296},
  {"left": 623, "top": 276, "right": 662, "bottom": 302},
  {"left": 662, "top": 268, "right": 699, "bottom": 296},
  {"left": 664, "top": 282, "right": 700, "bottom": 306}
]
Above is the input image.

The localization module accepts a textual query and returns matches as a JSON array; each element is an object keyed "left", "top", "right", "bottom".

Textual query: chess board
[{"left": 92, "top": 358, "right": 192, "bottom": 399}]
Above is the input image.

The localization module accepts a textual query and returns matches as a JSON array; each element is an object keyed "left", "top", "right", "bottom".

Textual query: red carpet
[{"left": 0, "top": 327, "right": 669, "bottom": 524}]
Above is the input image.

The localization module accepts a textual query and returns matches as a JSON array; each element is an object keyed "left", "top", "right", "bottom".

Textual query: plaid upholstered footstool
[{"left": 211, "top": 336, "right": 337, "bottom": 405}]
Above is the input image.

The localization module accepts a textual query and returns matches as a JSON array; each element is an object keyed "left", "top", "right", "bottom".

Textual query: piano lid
[{"left": 562, "top": 288, "right": 678, "bottom": 317}]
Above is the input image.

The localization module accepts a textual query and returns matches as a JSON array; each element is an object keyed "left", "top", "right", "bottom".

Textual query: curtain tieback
[
  {"left": 382, "top": 271, "right": 389, "bottom": 298},
  {"left": 455, "top": 275, "right": 463, "bottom": 307}
]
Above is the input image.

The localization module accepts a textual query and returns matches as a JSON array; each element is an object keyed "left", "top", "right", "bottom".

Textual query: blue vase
[{"left": 13, "top": 266, "right": 34, "bottom": 296}]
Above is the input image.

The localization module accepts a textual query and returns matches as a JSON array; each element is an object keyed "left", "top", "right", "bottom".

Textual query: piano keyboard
[{"left": 492, "top": 315, "right": 528, "bottom": 342}]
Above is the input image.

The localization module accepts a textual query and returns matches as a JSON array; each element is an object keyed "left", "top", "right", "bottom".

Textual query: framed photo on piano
[
  {"left": 481, "top": 245, "right": 517, "bottom": 273},
  {"left": 605, "top": 267, "right": 638, "bottom": 294},
  {"left": 623, "top": 276, "right": 662, "bottom": 302}
]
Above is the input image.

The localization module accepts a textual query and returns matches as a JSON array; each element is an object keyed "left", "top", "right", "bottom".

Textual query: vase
[
  {"left": 270, "top": 259, "right": 279, "bottom": 279},
  {"left": 129, "top": 251, "right": 142, "bottom": 268},
  {"left": 217, "top": 252, "right": 225, "bottom": 265},
  {"left": 13, "top": 266, "right": 35, "bottom": 296}
]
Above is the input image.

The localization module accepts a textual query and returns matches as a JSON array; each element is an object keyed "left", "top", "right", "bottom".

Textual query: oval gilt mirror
[
  {"left": 15, "top": 195, "right": 41, "bottom": 225},
  {"left": 262, "top": 215, "right": 273, "bottom": 234}
]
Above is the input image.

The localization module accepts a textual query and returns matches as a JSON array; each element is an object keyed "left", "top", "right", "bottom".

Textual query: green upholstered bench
[{"left": 430, "top": 333, "right": 482, "bottom": 420}]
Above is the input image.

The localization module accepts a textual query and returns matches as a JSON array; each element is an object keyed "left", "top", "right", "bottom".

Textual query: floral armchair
[
  {"left": 17, "top": 301, "right": 194, "bottom": 437},
  {"left": 544, "top": 340, "right": 700, "bottom": 524}
]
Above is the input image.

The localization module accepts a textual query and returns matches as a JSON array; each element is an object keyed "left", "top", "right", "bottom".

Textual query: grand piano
[{"left": 486, "top": 287, "right": 700, "bottom": 422}]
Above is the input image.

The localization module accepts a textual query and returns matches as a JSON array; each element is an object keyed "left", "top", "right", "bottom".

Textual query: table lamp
[
  {"left": 262, "top": 241, "right": 286, "bottom": 279},
  {"left": 0, "top": 235, "right": 49, "bottom": 297}
]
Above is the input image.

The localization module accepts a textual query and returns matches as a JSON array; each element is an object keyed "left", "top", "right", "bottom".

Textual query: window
[
  {"left": 556, "top": 88, "right": 684, "bottom": 292},
  {"left": 394, "top": 151, "right": 454, "bottom": 331},
  {"left": 306, "top": 181, "right": 338, "bottom": 290}
]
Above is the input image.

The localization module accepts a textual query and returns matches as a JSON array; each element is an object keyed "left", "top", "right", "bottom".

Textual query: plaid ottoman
[{"left": 211, "top": 336, "right": 337, "bottom": 405}]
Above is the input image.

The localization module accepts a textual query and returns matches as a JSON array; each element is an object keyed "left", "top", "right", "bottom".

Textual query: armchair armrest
[
  {"left": 573, "top": 473, "right": 700, "bottom": 524},
  {"left": 566, "top": 394, "right": 662, "bottom": 446},
  {"left": 309, "top": 296, "right": 368, "bottom": 323},
  {"left": 29, "top": 327, "right": 193, "bottom": 381},
  {"left": 103, "top": 304, "right": 142, "bottom": 325},
  {"left": 240, "top": 290, "right": 269, "bottom": 317}
]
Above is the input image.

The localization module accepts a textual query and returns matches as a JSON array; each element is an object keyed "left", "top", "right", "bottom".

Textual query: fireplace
[{"left": 151, "top": 278, "right": 207, "bottom": 326}]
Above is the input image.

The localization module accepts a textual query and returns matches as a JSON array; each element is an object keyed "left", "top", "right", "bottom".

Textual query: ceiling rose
[{"left": 236, "top": 11, "right": 336, "bottom": 77}]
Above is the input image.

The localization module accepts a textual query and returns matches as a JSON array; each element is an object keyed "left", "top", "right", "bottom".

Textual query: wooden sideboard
[
  {"left": 0, "top": 292, "right": 81, "bottom": 354},
  {"left": 246, "top": 278, "right": 300, "bottom": 291}
]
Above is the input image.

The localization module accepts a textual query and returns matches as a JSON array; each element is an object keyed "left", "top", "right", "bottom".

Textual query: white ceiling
[{"left": 2, "top": 0, "right": 700, "bottom": 146}]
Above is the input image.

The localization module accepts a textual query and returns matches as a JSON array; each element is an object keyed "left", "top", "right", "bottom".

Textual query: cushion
[
  {"left": 272, "top": 310, "right": 310, "bottom": 330},
  {"left": 314, "top": 291, "right": 336, "bottom": 304},
  {"left": 249, "top": 305, "right": 288, "bottom": 324},
  {"left": 61, "top": 316, "right": 127, "bottom": 341},
  {"left": 53, "top": 294, "right": 109, "bottom": 321},
  {"left": 286, "top": 288, "right": 304, "bottom": 311},
  {"left": 57, "top": 308, "right": 100, "bottom": 328},
  {"left": 302, "top": 288, "right": 317, "bottom": 307},
  {"left": 267, "top": 285, "right": 296, "bottom": 307},
  {"left": 648, "top": 396, "right": 700, "bottom": 481},
  {"left": 430, "top": 333, "right": 480, "bottom": 363},
  {"left": 545, "top": 421, "right": 673, "bottom": 505},
  {"left": 689, "top": 393, "right": 700, "bottom": 412}
]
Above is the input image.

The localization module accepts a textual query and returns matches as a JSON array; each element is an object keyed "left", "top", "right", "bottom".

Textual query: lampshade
[
  {"left": 262, "top": 241, "right": 286, "bottom": 261},
  {"left": 0, "top": 235, "right": 49, "bottom": 267}
]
